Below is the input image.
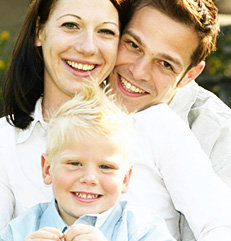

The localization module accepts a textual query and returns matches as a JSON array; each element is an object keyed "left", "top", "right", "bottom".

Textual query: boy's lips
[{"left": 73, "top": 192, "right": 101, "bottom": 199}]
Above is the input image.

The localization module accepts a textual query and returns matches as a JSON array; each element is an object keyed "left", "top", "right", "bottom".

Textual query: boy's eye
[
  {"left": 69, "top": 162, "right": 82, "bottom": 166},
  {"left": 62, "top": 22, "right": 78, "bottom": 29}
]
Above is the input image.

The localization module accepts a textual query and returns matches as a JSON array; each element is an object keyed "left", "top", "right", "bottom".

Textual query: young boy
[{"left": 0, "top": 81, "right": 175, "bottom": 241}]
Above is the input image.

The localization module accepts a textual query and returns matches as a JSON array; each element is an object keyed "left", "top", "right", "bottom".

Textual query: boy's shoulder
[{"left": 0, "top": 202, "right": 50, "bottom": 241}]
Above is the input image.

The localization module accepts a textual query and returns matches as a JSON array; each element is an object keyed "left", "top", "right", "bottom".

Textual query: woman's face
[{"left": 35, "top": 0, "right": 120, "bottom": 104}]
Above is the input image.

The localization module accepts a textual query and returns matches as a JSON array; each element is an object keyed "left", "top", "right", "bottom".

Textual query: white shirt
[
  {"left": 1, "top": 98, "right": 231, "bottom": 240},
  {"left": 0, "top": 98, "right": 52, "bottom": 230},
  {"left": 170, "top": 80, "right": 231, "bottom": 240},
  {"left": 121, "top": 104, "right": 231, "bottom": 241}
]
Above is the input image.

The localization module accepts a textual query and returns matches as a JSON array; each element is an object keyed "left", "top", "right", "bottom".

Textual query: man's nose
[
  {"left": 129, "top": 57, "right": 151, "bottom": 81},
  {"left": 75, "top": 31, "right": 97, "bottom": 56}
]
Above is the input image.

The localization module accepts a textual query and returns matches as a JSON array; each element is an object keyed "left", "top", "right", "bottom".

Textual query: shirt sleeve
[
  {"left": 134, "top": 104, "right": 231, "bottom": 241},
  {"left": 0, "top": 146, "right": 15, "bottom": 231},
  {"left": 130, "top": 218, "right": 176, "bottom": 241}
]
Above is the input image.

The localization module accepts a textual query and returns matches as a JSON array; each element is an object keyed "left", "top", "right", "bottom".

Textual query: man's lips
[{"left": 119, "top": 75, "right": 146, "bottom": 94}]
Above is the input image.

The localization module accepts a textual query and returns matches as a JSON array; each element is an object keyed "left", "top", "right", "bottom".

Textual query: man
[{"left": 108, "top": 0, "right": 231, "bottom": 240}]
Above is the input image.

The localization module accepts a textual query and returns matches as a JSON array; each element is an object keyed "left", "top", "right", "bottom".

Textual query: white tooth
[
  {"left": 83, "top": 64, "right": 88, "bottom": 71},
  {"left": 121, "top": 77, "right": 145, "bottom": 94},
  {"left": 126, "top": 83, "right": 131, "bottom": 89},
  {"left": 67, "top": 61, "right": 95, "bottom": 71}
]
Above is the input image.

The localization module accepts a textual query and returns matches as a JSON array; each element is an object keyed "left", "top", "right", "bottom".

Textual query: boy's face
[{"left": 42, "top": 133, "right": 132, "bottom": 226}]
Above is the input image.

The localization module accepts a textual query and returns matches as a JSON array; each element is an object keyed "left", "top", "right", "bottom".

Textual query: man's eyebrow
[
  {"left": 158, "top": 53, "right": 184, "bottom": 70},
  {"left": 124, "top": 29, "right": 146, "bottom": 48},
  {"left": 124, "top": 28, "right": 184, "bottom": 71}
]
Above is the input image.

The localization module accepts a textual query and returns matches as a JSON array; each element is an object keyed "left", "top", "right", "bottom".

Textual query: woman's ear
[
  {"left": 41, "top": 154, "right": 52, "bottom": 185},
  {"left": 178, "top": 61, "right": 205, "bottom": 88},
  {"left": 121, "top": 166, "right": 133, "bottom": 194},
  {"left": 35, "top": 17, "right": 42, "bottom": 47}
]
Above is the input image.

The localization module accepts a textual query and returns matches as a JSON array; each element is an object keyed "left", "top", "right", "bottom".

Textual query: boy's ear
[
  {"left": 178, "top": 61, "right": 205, "bottom": 88},
  {"left": 41, "top": 154, "right": 52, "bottom": 185},
  {"left": 35, "top": 17, "right": 42, "bottom": 47},
  {"left": 121, "top": 167, "right": 133, "bottom": 194}
]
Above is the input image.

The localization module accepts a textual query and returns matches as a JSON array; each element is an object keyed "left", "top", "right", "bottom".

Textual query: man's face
[{"left": 108, "top": 6, "right": 202, "bottom": 112}]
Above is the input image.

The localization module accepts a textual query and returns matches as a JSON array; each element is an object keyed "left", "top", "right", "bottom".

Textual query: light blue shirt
[{"left": 0, "top": 200, "right": 175, "bottom": 241}]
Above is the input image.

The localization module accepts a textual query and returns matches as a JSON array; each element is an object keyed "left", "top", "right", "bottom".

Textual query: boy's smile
[{"left": 42, "top": 133, "right": 131, "bottom": 226}]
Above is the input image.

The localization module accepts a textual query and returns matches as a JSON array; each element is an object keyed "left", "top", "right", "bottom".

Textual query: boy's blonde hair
[{"left": 46, "top": 80, "right": 133, "bottom": 169}]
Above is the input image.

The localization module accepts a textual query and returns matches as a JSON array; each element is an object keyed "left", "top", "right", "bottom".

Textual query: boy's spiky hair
[{"left": 46, "top": 79, "right": 133, "bottom": 168}]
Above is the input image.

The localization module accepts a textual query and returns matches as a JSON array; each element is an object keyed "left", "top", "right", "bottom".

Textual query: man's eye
[
  {"left": 62, "top": 22, "right": 78, "bottom": 29},
  {"left": 99, "top": 29, "right": 115, "bottom": 36},
  {"left": 128, "top": 41, "right": 140, "bottom": 50},
  {"left": 161, "top": 61, "right": 173, "bottom": 70}
]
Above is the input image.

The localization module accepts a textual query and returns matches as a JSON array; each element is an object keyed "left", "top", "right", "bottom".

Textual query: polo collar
[{"left": 169, "top": 80, "right": 199, "bottom": 125}]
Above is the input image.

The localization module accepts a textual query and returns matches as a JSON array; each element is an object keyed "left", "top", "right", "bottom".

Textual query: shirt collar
[
  {"left": 15, "top": 97, "right": 48, "bottom": 144},
  {"left": 39, "top": 199, "right": 120, "bottom": 231},
  {"left": 39, "top": 199, "right": 67, "bottom": 231},
  {"left": 169, "top": 80, "right": 199, "bottom": 124}
]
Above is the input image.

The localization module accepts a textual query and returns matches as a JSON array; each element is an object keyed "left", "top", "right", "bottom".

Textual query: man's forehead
[{"left": 124, "top": 6, "right": 198, "bottom": 70}]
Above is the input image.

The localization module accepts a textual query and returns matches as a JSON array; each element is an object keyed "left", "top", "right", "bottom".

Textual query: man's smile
[{"left": 120, "top": 76, "right": 146, "bottom": 94}]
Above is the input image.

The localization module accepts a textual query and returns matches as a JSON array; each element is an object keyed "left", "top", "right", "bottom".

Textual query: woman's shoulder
[
  {"left": 0, "top": 116, "right": 16, "bottom": 145},
  {"left": 0, "top": 116, "right": 14, "bottom": 129}
]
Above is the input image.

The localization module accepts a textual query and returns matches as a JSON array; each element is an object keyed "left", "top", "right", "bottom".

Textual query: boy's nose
[{"left": 79, "top": 169, "right": 99, "bottom": 185}]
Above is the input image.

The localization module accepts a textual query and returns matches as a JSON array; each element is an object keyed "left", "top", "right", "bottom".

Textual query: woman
[{"left": 0, "top": 0, "right": 129, "bottom": 230}]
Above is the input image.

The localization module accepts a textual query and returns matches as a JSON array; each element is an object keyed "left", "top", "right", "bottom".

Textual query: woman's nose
[{"left": 75, "top": 31, "right": 97, "bottom": 56}]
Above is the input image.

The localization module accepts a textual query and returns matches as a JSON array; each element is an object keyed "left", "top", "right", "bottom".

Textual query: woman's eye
[
  {"left": 62, "top": 22, "right": 78, "bottom": 29},
  {"left": 99, "top": 164, "right": 113, "bottom": 170},
  {"left": 99, "top": 29, "right": 115, "bottom": 36}
]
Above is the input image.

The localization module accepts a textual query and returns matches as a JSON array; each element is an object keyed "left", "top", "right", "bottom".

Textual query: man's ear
[
  {"left": 35, "top": 17, "right": 42, "bottom": 47},
  {"left": 41, "top": 154, "right": 52, "bottom": 185},
  {"left": 178, "top": 61, "right": 205, "bottom": 88},
  {"left": 121, "top": 166, "right": 133, "bottom": 194}
]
